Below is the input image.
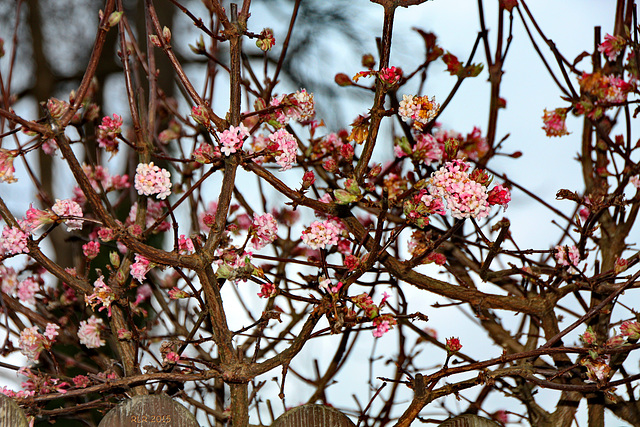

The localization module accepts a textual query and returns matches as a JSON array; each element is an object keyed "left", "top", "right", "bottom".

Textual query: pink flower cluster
[
  {"left": 82, "top": 241, "right": 101, "bottom": 259},
  {"left": 445, "top": 336, "right": 462, "bottom": 353},
  {"left": 554, "top": 245, "right": 580, "bottom": 268},
  {"left": 130, "top": 254, "right": 152, "bottom": 283},
  {"left": 542, "top": 108, "right": 570, "bottom": 137},
  {"left": 78, "top": 315, "right": 105, "bottom": 348},
  {"left": 1, "top": 225, "right": 29, "bottom": 254},
  {"left": 250, "top": 213, "right": 278, "bottom": 250},
  {"left": 270, "top": 89, "right": 315, "bottom": 125},
  {"left": 428, "top": 160, "right": 492, "bottom": 219},
  {"left": 269, "top": 128, "right": 298, "bottom": 171},
  {"left": 126, "top": 200, "right": 171, "bottom": 233},
  {"left": 301, "top": 219, "right": 342, "bottom": 250},
  {"left": 0, "top": 148, "right": 17, "bottom": 183},
  {"left": 51, "top": 199, "right": 84, "bottom": 231},
  {"left": 18, "top": 323, "right": 59, "bottom": 363},
  {"left": 398, "top": 95, "right": 440, "bottom": 128},
  {"left": 85, "top": 276, "right": 115, "bottom": 316},
  {"left": 134, "top": 162, "right": 172, "bottom": 199},
  {"left": 219, "top": 124, "right": 250, "bottom": 156},
  {"left": 178, "top": 235, "right": 195, "bottom": 254},
  {"left": 97, "top": 113, "right": 123, "bottom": 153},
  {"left": 598, "top": 33, "right": 626, "bottom": 62}
]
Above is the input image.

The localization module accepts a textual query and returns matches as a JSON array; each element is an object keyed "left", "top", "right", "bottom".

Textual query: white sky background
[{"left": 1, "top": 0, "right": 639, "bottom": 426}]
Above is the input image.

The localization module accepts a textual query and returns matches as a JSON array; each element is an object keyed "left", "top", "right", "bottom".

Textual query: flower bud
[{"left": 107, "top": 11, "right": 123, "bottom": 28}]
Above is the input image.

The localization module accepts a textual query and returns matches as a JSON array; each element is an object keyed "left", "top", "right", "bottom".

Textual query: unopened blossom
[
  {"left": 301, "top": 219, "right": 342, "bottom": 250},
  {"left": 85, "top": 276, "right": 115, "bottom": 316},
  {"left": 269, "top": 128, "right": 297, "bottom": 171},
  {"left": 130, "top": 254, "right": 152, "bottom": 283},
  {"left": 598, "top": 33, "right": 626, "bottom": 62},
  {"left": 134, "top": 162, "right": 172, "bottom": 199},
  {"left": 46, "top": 98, "right": 69, "bottom": 120},
  {"left": 398, "top": 95, "right": 440, "bottom": 127},
  {"left": 620, "top": 320, "right": 640, "bottom": 340},
  {"left": 319, "top": 278, "right": 343, "bottom": 294},
  {"left": 82, "top": 241, "right": 101, "bottom": 259},
  {"left": 165, "top": 351, "right": 180, "bottom": 364},
  {"left": 1, "top": 224, "right": 29, "bottom": 255},
  {"left": 302, "top": 170, "right": 315, "bottom": 189},
  {"left": 580, "top": 326, "right": 597, "bottom": 345},
  {"left": 542, "top": 108, "right": 570, "bottom": 137},
  {"left": 191, "top": 104, "right": 210, "bottom": 126},
  {"left": 219, "top": 124, "right": 250, "bottom": 156},
  {"left": 0, "top": 148, "right": 17, "bottom": 183},
  {"left": 250, "top": 213, "right": 278, "bottom": 250},
  {"left": 487, "top": 184, "right": 511, "bottom": 210},
  {"left": 378, "top": 66, "right": 403, "bottom": 85},
  {"left": 256, "top": 27, "right": 275, "bottom": 51},
  {"left": 72, "top": 375, "right": 91, "bottom": 388},
  {"left": 78, "top": 316, "right": 105, "bottom": 349},
  {"left": 51, "top": 199, "right": 84, "bottom": 231},
  {"left": 445, "top": 336, "right": 462, "bottom": 353},
  {"left": 615, "top": 257, "right": 628, "bottom": 274},
  {"left": 168, "top": 287, "right": 189, "bottom": 299},
  {"left": 17, "top": 277, "right": 40, "bottom": 304},
  {"left": 257, "top": 281, "right": 277, "bottom": 298},
  {"left": 428, "top": 160, "right": 492, "bottom": 219}
]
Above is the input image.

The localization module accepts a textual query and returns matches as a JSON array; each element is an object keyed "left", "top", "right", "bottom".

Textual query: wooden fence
[{"left": 0, "top": 393, "right": 501, "bottom": 426}]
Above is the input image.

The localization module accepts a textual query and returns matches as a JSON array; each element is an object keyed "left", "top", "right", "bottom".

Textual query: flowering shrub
[{"left": 0, "top": 1, "right": 639, "bottom": 426}]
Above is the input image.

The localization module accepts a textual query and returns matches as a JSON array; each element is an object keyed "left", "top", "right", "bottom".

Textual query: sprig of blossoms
[
  {"left": 542, "top": 108, "right": 570, "bottom": 137},
  {"left": 219, "top": 124, "right": 250, "bottom": 156},
  {"left": 269, "top": 89, "right": 315, "bottom": 125},
  {"left": 301, "top": 219, "right": 342, "bottom": 250},
  {"left": 269, "top": 128, "right": 297, "bottom": 171},
  {"left": 398, "top": 95, "right": 440, "bottom": 128},
  {"left": 97, "top": 113, "right": 123, "bottom": 153},
  {"left": 85, "top": 276, "right": 115, "bottom": 317},
  {"left": 598, "top": 33, "right": 626, "bottom": 62},
  {"left": 78, "top": 316, "right": 105, "bottom": 349},
  {"left": 250, "top": 213, "right": 278, "bottom": 250},
  {"left": 0, "top": 148, "right": 17, "bottom": 183},
  {"left": 130, "top": 254, "right": 153, "bottom": 283},
  {"left": 1, "top": 225, "right": 29, "bottom": 254},
  {"left": 134, "top": 162, "right": 172, "bottom": 199},
  {"left": 18, "top": 323, "right": 59, "bottom": 363},
  {"left": 51, "top": 199, "right": 84, "bottom": 231}
]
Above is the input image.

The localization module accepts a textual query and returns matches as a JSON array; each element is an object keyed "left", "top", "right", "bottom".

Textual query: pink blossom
[
  {"left": 319, "top": 278, "right": 343, "bottom": 294},
  {"left": 257, "top": 281, "right": 277, "bottom": 298},
  {"left": 555, "top": 245, "right": 580, "bottom": 268},
  {"left": 598, "top": 33, "right": 626, "bottom": 62},
  {"left": 130, "top": 254, "right": 152, "bottom": 283},
  {"left": 17, "top": 277, "right": 40, "bottom": 304},
  {"left": 78, "top": 316, "right": 105, "bottom": 348},
  {"left": 250, "top": 213, "right": 278, "bottom": 250},
  {"left": 620, "top": 320, "right": 640, "bottom": 340},
  {"left": 178, "top": 234, "right": 195, "bottom": 254},
  {"left": 630, "top": 175, "right": 640, "bottom": 189},
  {"left": 487, "top": 184, "right": 511, "bottom": 210},
  {"left": 445, "top": 336, "right": 462, "bottom": 353},
  {"left": 428, "top": 160, "right": 492, "bottom": 219},
  {"left": 72, "top": 375, "right": 91, "bottom": 388},
  {"left": 301, "top": 219, "right": 341, "bottom": 250},
  {"left": 134, "top": 162, "right": 172, "bottom": 199},
  {"left": 193, "top": 141, "right": 220, "bottom": 163},
  {"left": 52, "top": 199, "right": 84, "bottom": 231},
  {"left": 133, "top": 284, "right": 153, "bottom": 306},
  {"left": 269, "top": 128, "right": 297, "bottom": 171},
  {"left": 398, "top": 95, "right": 439, "bottom": 128},
  {"left": 97, "top": 114, "right": 123, "bottom": 153},
  {"left": 1, "top": 225, "right": 29, "bottom": 254},
  {"left": 0, "top": 265, "right": 18, "bottom": 294},
  {"left": 24, "top": 205, "right": 56, "bottom": 232},
  {"left": 44, "top": 323, "right": 60, "bottom": 341},
  {"left": 168, "top": 287, "right": 189, "bottom": 299},
  {"left": 373, "top": 320, "right": 391, "bottom": 338},
  {"left": 85, "top": 276, "right": 115, "bottom": 316},
  {"left": 378, "top": 66, "right": 403, "bottom": 85},
  {"left": 0, "top": 148, "right": 17, "bottom": 183},
  {"left": 270, "top": 89, "right": 315, "bottom": 125},
  {"left": 127, "top": 200, "right": 170, "bottom": 233},
  {"left": 165, "top": 351, "right": 180, "bottom": 363},
  {"left": 542, "top": 108, "right": 570, "bottom": 137},
  {"left": 218, "top": 124, "right": 250, "bottom": 156},
  {"left": 82, "top": 241, "right": 101, "bottom": 259},
  {"left": 18, "top": 326, "right": 46, "bottom": 362},
  {"left": 580, "top": 326, "right": 597, "bottom": 345}
]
